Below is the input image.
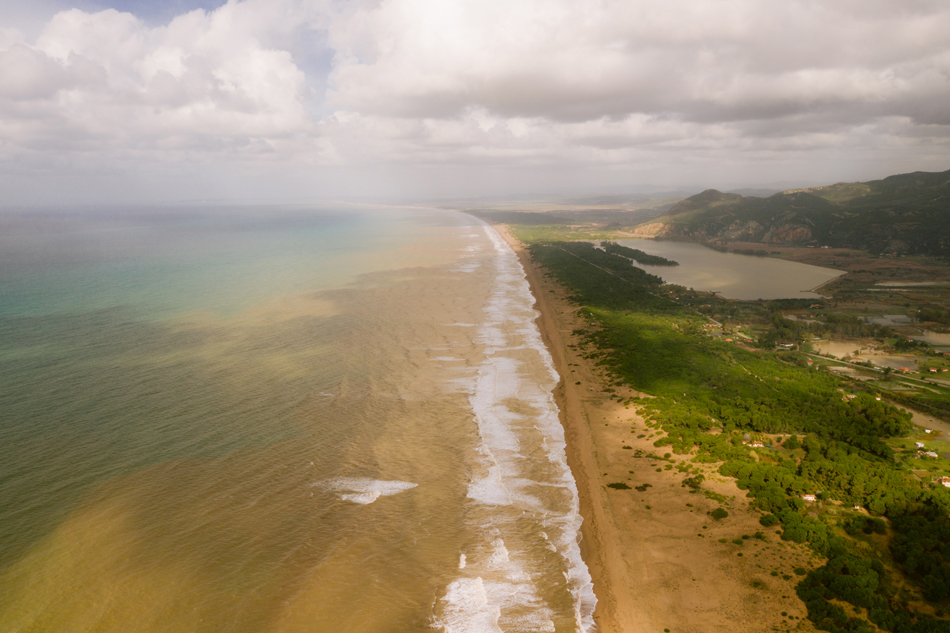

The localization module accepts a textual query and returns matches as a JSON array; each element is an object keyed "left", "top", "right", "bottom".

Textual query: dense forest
[{"left": 527, "top": 238, "right": 950, "bottom": 633}]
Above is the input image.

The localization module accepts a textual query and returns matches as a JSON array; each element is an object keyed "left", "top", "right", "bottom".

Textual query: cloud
[
  {"left": 0, "top": 44, "right": 73, "bottom": 100},
  {"left": 0, "top": 3, "right": 318, "bottom": 155},
  {"left": 327, "top": 0, "right": 950, "bottom": 125},
  {"left": 0, "top": 0, "right": 949, "bottom": 203}
]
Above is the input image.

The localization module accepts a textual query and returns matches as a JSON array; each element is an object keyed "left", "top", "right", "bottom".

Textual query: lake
[
  {"left": 911, "top": 330, "right": 950, "bottom": 352},
  {"left": 616, "top": 240, "right": 845, "bottom": 300}
]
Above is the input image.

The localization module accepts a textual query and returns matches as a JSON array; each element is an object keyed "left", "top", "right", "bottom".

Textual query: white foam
[
  {"left": 436, "top": 575, "right": 558, "bottom": 633},
  {"left": 488, "top": 539, "right": 510, "bottom": 565},
  {"left": 437, "top": 578, "right": 501, "bottom": 633},
  {"left": 340, "top": 491, "right": 382, "bottom": 504},
  {"left": 459, "top": 553, "right": 467, "bottom": 569},
  {"left": 434, "top": 220, "right": 596, "bottom": 633},
  {"left": 312, "top": 477, "right": 418, "bottom": 505}
]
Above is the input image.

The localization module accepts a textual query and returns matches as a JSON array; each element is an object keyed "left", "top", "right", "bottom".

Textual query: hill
[{"left": 637, "top": 170, "right": 950, "bottom": 257}]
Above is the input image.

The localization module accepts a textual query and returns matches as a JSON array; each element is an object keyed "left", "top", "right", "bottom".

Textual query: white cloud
[
  {"left": 326, "top": 0, "right": 950, "bottom": 125},
  {"left": 0, "top": 44, "right": 72, "bottom": 99},
  {"left": 0, "top": 1, "right": 317, "bottom": 157},
  {"left": 0, "top": 0, "right": 949, "bottom": 203}
]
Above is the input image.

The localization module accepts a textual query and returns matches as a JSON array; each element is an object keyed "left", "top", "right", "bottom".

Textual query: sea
[{"left": 0, "top": 206, "right": 595, "bottom": 633}]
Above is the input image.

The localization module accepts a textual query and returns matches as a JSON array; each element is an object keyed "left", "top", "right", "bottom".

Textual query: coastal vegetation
[
  {"left": 521, "top": 235, "right": 950, "bottom": 633},
  {"left": 601, "top": 241, "right": 679, "bottom": 266}
]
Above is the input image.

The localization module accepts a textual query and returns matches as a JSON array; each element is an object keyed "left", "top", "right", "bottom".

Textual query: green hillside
[{"left": 644, "top": 170, "right": 950, "bottom": 257}]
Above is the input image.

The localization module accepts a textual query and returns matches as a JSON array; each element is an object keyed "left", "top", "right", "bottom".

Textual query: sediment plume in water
[{"left": 0, "top": 208, "right": 594, "bottom": 633}]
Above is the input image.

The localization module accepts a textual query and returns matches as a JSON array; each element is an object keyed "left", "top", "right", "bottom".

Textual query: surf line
[{"left": 434, "top": 218, "right": 596, "bottom": 633}]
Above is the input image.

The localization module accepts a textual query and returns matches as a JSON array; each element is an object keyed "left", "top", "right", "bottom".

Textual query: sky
[{"left": 1, "top": 0, "right": 949, "bottom": 205}]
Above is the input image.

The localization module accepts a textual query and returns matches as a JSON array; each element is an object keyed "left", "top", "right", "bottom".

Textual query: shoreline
[
  {"left": 490, "top": 224, "right": 634, "bottom": 632},
  {"left": 493, "top": 223, "right": 819, "bottom": 633},
  {"left": 803, "top": 274, "right": 845, "bottom": 298}
]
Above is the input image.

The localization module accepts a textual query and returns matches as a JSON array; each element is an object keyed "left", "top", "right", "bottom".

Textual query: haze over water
[{"left": 0, "top": 207, "right": 593, "bottom": 633}]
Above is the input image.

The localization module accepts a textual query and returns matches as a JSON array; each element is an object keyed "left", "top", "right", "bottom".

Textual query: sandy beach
[{"left": 495, "top": 224, "right": 819, "bottom": 633}]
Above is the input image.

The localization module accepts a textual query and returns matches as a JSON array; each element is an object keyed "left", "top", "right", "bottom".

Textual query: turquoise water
[{"left": 0, "top": 208, "right": 434, "bottom": 319}]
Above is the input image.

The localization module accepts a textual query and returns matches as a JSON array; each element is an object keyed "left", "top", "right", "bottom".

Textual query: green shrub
[{"left": 682, "top": 474, "right": 705, "bottom": 489}]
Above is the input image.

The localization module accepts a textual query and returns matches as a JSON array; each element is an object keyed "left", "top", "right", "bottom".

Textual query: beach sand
[{"left": 494, "top": 224, "right": 819, "bottom": 633}]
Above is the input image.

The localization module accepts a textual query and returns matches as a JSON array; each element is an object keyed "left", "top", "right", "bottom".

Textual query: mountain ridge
[{"left": 636, "top": 169, "right": 950, "bottom": 257}]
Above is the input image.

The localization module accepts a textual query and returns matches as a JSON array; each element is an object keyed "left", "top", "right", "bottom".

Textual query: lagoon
[{"left": 617, "top": 239, "right": 845, "bottom": 300}]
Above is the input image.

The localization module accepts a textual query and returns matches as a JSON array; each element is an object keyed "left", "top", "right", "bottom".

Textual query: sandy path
[{"left": 493, "top": 224, "right": 818, "bottom": 633}]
